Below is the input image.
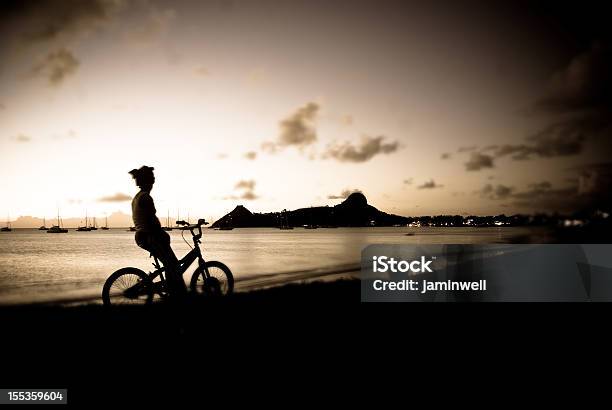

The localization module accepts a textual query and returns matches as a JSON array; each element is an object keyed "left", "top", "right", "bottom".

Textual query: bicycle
[{"left": 102, "top": 219, "right": 234, "bottom": 306}]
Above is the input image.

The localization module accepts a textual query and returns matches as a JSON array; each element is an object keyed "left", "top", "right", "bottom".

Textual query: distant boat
[
  {"left": 100, "top": 216, "right": 110, "bottom": 230},
  {"left": 174, "top": 209, "right": 181, "bottom": 229},
  {"left": 219, "top": 226, "right": 234, "bottom": 231},
  {"left": 39, "top": 217, "right": 48, "bottom": 230},
  {"left": 1, "top": 214, "right": 12, "bottom": 232},
  {"left": 303, "top": 225, "right": 317, "bottom": 229},
  {"left": 90, "top": 217, "right": 98, "bottom": 231},
  {"left": 47, "top": 211, "right": 68, "bottom": 233},
  {"left": 76, "top": 210, "right": 92, "bottom": 231},
  {"left": 128, "top": 227, "right": 136, "bottom": 232},
  {"left": 162, "top": 210, "right": 173, "bottom": 231}
]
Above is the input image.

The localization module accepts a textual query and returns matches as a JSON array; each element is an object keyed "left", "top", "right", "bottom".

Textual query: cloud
[
  {"left": 224, "top": 179, "right": 258, "bottom": 200},
  {"left": 457, "top": 146, "right": 477, "bottom": 153},
  {"left": 476, "top": 180, "right": 599, "bottom": 213},
  {"left": 441, "top": 152, "right": 451, "bottom": 160},
  {"left": 465, "top": 152, "right": 494, "bottom": 171},
  {"left": 417, "top": 180, "right": 443, "bottom": 189},
  {"left": 511, "top": 185, "right": 577, "bottom": 210},
  {"left": 324, "top": 135, "right": 400, "bottom": 163},
  {"left": 479, "top": 184, "right": 515, "bottom": 200},
  {"left": 239, "top": 191, "right": 258, "bottom": 200},
  {"left": 535, "top": 44, "right": 612, "bottom": 113},
  {"left": 327, "top": 189, "right": 362, "bottom": 200},
  {"left": 528, "top": 181, "right": 552, "bottom": 191},
  {"left": 495, "top": 122, "right": 587, "bottom": 160},
  {"left": 521, "top": 43, "right": 612, "bottom": 169},
  {"left": 32, "top": 48, "right": 79, "bottom": 85},
  {"left": 98, "top": 192, "right": 132, "bottom": 202},
  {"left": 569, "top": 162, "right": 612, "bottom": 206},
  {"left": 244, "top": 151, "right": 257, "bottom": 160},
  {"left": 263, "top": 102, "right": 319, "bottom": 152},
  {"left": 13, "top": 134, "right": 31, "bottom": 143},
  {"left": 453, "top": 46, "right": 611, "bottom": 173},
  {"left": 460, "top": 119, "right": 589, "bottom": 171},
  {"left": 403, "top": 178, "right": 413, "bottom": 185},
  {"left": 2, "top": 0, "right": 121, "bottom": 45},
  {"left": 235, "top": 180, "right": 255, "bottom": 190}
]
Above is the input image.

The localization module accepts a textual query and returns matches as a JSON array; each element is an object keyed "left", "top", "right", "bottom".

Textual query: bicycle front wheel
[
  {"left": 102, "top": 267, "right": 153, "bottom": 306},
  {"left": 190, "top": 261, "right": 234, "bottom": 297}
]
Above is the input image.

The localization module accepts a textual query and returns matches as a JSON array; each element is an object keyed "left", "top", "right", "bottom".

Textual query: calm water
[{"left": 0, "top": 227, "right": 551, "bottom": 304}]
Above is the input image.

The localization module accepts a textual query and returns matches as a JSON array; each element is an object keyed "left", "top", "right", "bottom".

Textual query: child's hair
[{"left": 129, "top": 165, "right": 155, "bottom": 187}]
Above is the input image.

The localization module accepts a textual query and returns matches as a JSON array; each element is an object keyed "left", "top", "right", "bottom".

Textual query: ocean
[{"left": 0, "top": 227, "right": 552, "bottom": 305}]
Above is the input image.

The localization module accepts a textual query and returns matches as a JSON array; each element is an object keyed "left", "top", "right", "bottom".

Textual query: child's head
[{"left": 129, "top": 165, "right": 155, "bottom": 188}]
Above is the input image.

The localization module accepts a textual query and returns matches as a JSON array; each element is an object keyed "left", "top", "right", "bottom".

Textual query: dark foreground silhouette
[
  {"left": 3, "top": 279, "right": 359, "bottom": 341},
  {"left": 1, "top": 279, "right": 359, "bottom": 404}
]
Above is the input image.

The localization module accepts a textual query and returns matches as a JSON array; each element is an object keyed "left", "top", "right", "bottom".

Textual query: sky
[{"left": 1, "top": 0, "right": 612, "bottom": 224}]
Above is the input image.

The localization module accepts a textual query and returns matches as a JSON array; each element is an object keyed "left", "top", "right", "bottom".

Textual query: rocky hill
[{"left": 211, "top": 192, "right": 409, "bottom": 228}]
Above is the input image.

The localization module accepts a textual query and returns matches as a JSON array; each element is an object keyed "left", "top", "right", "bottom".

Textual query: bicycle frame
[{"left": 148, "top": 222, "right": 209, "bottom": 283}]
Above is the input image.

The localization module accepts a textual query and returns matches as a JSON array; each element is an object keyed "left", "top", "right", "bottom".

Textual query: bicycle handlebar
[
  {"left": 175, "top": 219, "right": 207, "bottom": 244},
  {"left": 175, "top": 219, "right": 209, "bottom": 227}
]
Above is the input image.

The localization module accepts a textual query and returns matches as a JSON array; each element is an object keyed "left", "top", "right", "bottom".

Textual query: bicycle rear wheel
[
  {"left": 102, "top": 267, "right": 153, "bottom": 306},
  {"left": 190, "top": 261, "right": 234, "bottom": 297}
]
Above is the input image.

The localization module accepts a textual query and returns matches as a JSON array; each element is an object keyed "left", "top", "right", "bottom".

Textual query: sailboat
[
  {"left": 38, "top": 217, "right": 48, "bottom": 230},
  {"left": 162, "top": 210, "right": 173, "bottom": 231},
  {"left": 101, "top": 215, "right": 109, "bottom": 230},
  {"left": 76, "top": 210, "right": 91, "bottom": 231},
  {"left": 1, "top": 214, "right": 11, "bottom": 232},
  {"left": 90, "top": 216, "right": 98, "bottom": 231},
  {"left": 47, "top": 210, "right": 68, "bottom": 233},
  {"left": 174, "top": 209, "right": 181, "bottom": 229}
]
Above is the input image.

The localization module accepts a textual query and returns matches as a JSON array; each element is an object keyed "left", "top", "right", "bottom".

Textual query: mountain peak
[
  {"left": 230, "top": 205, "right": 253, "bottom": 216},
  {"left": 341, "top": 192, "right": 367, "bottom": 207}
]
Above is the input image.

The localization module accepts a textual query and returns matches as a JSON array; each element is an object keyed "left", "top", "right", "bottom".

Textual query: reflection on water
[{"left": 0, "top": 227, "right": 551, "bottom": 304}]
